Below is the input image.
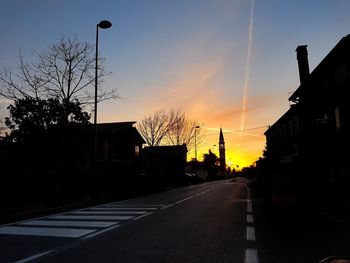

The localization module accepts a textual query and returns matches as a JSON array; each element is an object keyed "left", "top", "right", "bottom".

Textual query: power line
[
  {"left": 204, "top": 125, "right": 268, "bottom": 136},
  {"left": 233, "top": 126, "right": 268, "bottom": 132}
]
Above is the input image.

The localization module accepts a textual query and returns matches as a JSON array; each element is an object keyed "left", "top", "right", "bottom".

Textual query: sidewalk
[{"left": 250, "top": 185, "right": 350, "bottom": 263}]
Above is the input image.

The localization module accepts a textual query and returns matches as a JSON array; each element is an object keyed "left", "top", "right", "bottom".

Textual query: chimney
[{"left": 296, "top": 45, "right": 310, "bottom": 84}]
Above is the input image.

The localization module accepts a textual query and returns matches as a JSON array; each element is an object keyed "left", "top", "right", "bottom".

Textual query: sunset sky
[{"left": 1, "top": 0, "right": 350, "bottom": 167}]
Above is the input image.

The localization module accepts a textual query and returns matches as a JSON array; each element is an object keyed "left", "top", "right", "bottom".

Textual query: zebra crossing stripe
[
  {"left": 0, "top": 226, "right": 95, "bottom": 238},
  {"left": 19, "top": 220, "right": 117, "bottom": 228},
  {"left": 92, "top": 207, "right": 158, "bottom": 210},
  {"left": 71, "top": 211, "right": 146, "bottom": 215},
  {"left": 50, "top": 215, "right": 134, "bottom": 220},
  {"left": 0, "top": 204, "right": 164, "bottom": 239}
]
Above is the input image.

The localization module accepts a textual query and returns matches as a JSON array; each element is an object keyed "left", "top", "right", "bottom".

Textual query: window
[
  {"left": 334, "top": 107, "right": 341, "bottom": 128},
  {"left": 293, "top": 116, "right": 299, "bottom": 135},
  {"left": 135, "top": 145, "right": 140, "bottom": 157}
]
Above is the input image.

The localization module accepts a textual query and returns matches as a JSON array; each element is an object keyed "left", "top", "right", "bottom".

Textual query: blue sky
[{"left": 1, "top": 0, "right": 350, "bottom": 166}]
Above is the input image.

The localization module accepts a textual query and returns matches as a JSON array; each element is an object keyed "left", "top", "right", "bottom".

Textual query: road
[{"left": 0, "top": 178, "right": 349, "bottom": 263}]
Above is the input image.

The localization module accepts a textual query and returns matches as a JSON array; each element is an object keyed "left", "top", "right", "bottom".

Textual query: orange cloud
[{"left": 101, "top": 58, "right": 276, "bottom": 168}]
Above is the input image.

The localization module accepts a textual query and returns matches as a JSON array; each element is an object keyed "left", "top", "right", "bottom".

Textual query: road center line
[
  {"left": 245, "top": 248, "right": 259, "bottom": 263},
  {"left": 247, "top": 200, "right": 253, "bottom": 213},
  {"left": 175, "top": 196, "right": 194, "bottom": 204},
  {"left": 81, "top": 224, "right": 120, "bottom": 240},
  {"left": 161, "top": 204, "right": 174, "bottom": 209},
  {"left": 247, "top": 214, "right": 254, "bottom": 223},
  {"left": 14, "top": 250, "right": 53, "bottom": 263},
  {"left": 132, "top": 212, "right": 154, "bottom": 221},
  {"left": 246, "top": 226, "right": 256, "bottom": 241}
]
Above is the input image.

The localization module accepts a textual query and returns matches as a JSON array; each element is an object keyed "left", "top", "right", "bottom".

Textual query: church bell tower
[{"left": 219, "top": 128, "right": 226, "bottom": 176}]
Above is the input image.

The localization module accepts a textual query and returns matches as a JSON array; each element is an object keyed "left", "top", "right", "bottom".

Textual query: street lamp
[
  {"left": 194, "top": 125, "right": 200, "bottom": 161},
  {"left": 93, "top": 20, "right": 112, "bottom": 173},
  {"left": 213, "top": 144, "right": 217, "bottom": 153}
]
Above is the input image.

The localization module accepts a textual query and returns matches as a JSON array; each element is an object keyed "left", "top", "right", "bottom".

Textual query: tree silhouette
[
  {"left": 203, "top": 150, "right": 219, "bottom": 177},
  {"left": 138, "top": 108, "right": 203, "bottom": 148},
  {"left": 164, "top": 110, "right": 203, "bottom": 150},
  {"left": 0, "top": 36, "right": 118, "bottom": 123},
  {"left": 5, "top": 97, "right": 90, "bottom": 143},
  {"left": 137, "top": 109, "right": 176, "bottom": 146},
  {"left": 0, "top": 108, "right": 6, "bottom": 137}
]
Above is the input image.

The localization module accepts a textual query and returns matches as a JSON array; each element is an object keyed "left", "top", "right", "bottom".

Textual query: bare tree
[
  {"left": 0, "top": 36, "right": 118, "bottom": 115},
  {"left": 0, "top": 114, "right": 5, "bottom": 137},
  {"left": 137, "top": 109, "right": 174, "bottom": 146},
  {"left": 165, "top": 111, "right": 203, "bottom": 150},
  {"left": 0, "top": 104, "right": 8, "bottom": 137},
  {"left": 137, "top": 108, "right": 203, "bottom": 148}
]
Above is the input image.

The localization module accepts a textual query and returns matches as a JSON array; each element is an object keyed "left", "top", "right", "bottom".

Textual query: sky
[{"left": 1, "top": 0, "right": 350, "bottom": 168}]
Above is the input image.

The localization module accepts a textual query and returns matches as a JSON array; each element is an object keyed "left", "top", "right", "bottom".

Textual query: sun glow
[{"left": 187, "top": 126, "right": 266, "bottom": 169}]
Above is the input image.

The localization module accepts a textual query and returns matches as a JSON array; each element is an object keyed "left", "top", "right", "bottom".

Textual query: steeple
[
  {"left": 219, "top": 128, "right": 226, "bottom": 176},
  {"left": 219, "top": 127, "right": 224, "bottom": 142}
]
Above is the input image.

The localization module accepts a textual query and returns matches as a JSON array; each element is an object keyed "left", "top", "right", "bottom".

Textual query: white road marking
[
  {"left": 246, "top": 226, "right": 256, "bottom": 241},
  {"left": 201, "top": 187, "right": 213, "bottom": 194},
  {"left": 50, "top": 215, "right": 133, "bottom": 220},
  {"left": 71, "top": 211, "right": 146, "bottom": 215},
  {"left": 19, "top": 220, "right": 117, "bottom": 228},
  {"left": 175, "top": 196, "right": 194, "bottom": 204},
  {"left": 316, "top": 209, "right": 350, "bottom": 226},
  {"left": 245, "top": 248, "right": 259, "bottom": 263},
  {"left": 247, "top": 200, "right": 253, "bottom": 213},
  {"left": 104, "top": 204, "right": 164, "bottom": 207},
  {"left": 91, "top": 207, "right": 158, "bottom": 211},
  {"left": 247, "top": 214, "right": 254, "bottom": 223},
  {"left": 0, "top": 226, "right": 95, "bottom": 238},
  {"left": 132, "top": 212, "right": 154, "bottom": 221},
  {"left": 80, "top": 224, "right": 120, "bottom": 240},
  {"left": 161, "top": 204, "right": 174, "bottom": 209},
  {"left": 14, "top": 250, "right": 53, "bottom": 263}
]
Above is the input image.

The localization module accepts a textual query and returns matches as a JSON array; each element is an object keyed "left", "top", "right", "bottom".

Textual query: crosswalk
[{"left": 0, "top": 204, "right": 164, "bottom": 239}]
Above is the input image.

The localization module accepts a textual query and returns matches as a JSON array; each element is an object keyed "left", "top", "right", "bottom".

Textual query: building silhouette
[
  {"left": 63, "top": 122, "right": 145, "bottom": 171},
  {"left": 264, "top": 34, "right": 350, "bottom": 210},
  {"left": 142, "top": 144, "right": 187, "bottom": 185},
  {"left": 219, "top": 128, "right": 226, "bottom": 176}
]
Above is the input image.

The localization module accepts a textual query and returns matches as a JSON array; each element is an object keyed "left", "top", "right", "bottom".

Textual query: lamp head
[{"left": 98, "top": 20, "right": 112, "bottom": 29}]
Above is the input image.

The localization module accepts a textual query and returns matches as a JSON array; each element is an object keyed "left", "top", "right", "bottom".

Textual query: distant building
[
  {"left": 264, "top": 35, "right": 350, "bottom": 207},
  {"left": 67, "top": 121, "right": 145, "bottom": 171},
  {"left": 95, "top": 122, "right": 145, "bottom": 162},
  {"left": 219, "top": 128, "right": 226, "bottom": 176}
]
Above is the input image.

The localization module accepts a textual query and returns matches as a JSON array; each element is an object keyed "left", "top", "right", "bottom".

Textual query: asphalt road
[
  {"left": 1, "top": 178, "right": 349, "bottom": 263},
  {"left": 0, "top": 178, "right": 254, "bottom": 263}
]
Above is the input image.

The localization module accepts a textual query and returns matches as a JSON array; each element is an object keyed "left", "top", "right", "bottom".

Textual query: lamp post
[
  {"left": 93, "top": 20, "right": 112, "bottom": 173},
  {"left": 213, "top": 144, "right": 216, "bottom": 153},
  {"left": 194, "top": 125, "right": 200, "bottom": 161}
]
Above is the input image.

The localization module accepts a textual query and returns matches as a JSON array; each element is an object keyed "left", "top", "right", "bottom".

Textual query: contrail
[
  {"left": 202, "top": 126, "right": 265, "bottom": 138},
  {"left": 240, "top": 0, "right": 255, "bottom": 135}
]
